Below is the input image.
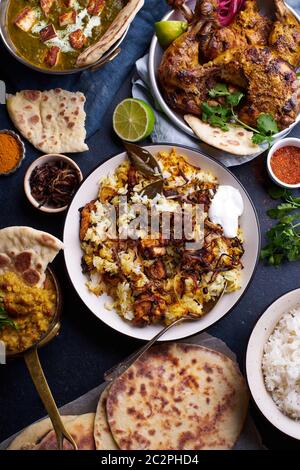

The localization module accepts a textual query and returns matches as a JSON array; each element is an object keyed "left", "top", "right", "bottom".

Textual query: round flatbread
[
  {"left": 94, "top": 387, "right": 119, "bottom": 450},
  {"left": 106, "top": 343, "right": 249, "bottom": 450},
  {"left": 184, "top": 115, "right": 260, "bottom": 156},
  {"left": 0, "top": 226, "right": 63, "bottom": 287},
  {"left": 7, "top": 414, "right": 95, "bottom": 450}
]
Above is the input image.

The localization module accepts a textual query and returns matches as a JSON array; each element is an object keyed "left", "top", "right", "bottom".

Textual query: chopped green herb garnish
[
  {"left": 0, "top": 305, "right": 18, "bottom": 330},
  {"left": 261, "top": 188, "right": 300, "bottom": 266}
]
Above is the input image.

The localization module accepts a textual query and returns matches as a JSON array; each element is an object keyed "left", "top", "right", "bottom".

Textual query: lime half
[
  {"left": 113, "top": 98, "right": 155, "bottom": 142},
  {"left": 155, "top": 21, "right": 188, "bottom": 48}
]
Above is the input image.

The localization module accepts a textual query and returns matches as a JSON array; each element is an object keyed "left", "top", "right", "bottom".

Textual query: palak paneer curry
[{"left": 7, "top": 0, "right": 126, "bottom": 71}]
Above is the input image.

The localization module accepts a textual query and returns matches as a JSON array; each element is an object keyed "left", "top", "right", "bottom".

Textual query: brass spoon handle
[
  {"left": 104, "top": 281, "right": 228, "bottom": 383},
  {"left": 24, "top": 348, "right": 78, "bottom": 451},
  {"left": 104, "top": 316, "right": 192, "bottom": 383}
]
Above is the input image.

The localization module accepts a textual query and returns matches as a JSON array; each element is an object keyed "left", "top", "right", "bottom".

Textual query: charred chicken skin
[{"left": 159, "top": 0, "right": 300, "bottom": 130}]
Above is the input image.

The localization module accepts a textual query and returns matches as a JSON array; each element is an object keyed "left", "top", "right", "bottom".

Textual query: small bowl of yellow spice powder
[{"left": 0, "top": 130, "right": 25, "bottom": 176}]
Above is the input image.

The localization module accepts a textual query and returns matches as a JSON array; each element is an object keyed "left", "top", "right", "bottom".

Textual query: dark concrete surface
[{"left": 0, "top": 73, "right": 300, "bottom": 451}]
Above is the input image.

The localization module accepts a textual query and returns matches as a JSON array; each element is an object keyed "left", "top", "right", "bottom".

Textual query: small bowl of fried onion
[{"left": 24, "top": 154, "right": 83, "bottom": 213}]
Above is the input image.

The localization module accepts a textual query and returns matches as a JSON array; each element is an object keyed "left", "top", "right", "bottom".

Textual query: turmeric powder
[{"left": 0, "top": 132, "right": 22, "bottom": 174}]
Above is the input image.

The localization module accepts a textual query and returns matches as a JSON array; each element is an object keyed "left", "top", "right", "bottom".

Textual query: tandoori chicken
[{"left": 159, "top": 0, "right": 300, "bottom": 130}]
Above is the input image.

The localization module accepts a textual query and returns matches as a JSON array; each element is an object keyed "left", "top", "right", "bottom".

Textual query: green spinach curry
[{"left": 7, "top": 0, "right": 126, "bottom": 71}]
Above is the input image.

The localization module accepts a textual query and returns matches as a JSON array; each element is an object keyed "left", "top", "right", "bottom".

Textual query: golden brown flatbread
[
  {"left": 7, "top": 89, "right": 88, "bottom": 154},
  {"left": 76, "top": 0, "right": 144, "bottom": 67},
  {"left": 94, "top": 387, "right": 118, "bottom": 450},
  {"left": 184, "top": 115, "right": 260, "bottom": 156},
  {"left": 7, "top": 414, "right": 95, "bottom": 450},
  {"left": 0, "top": 226, "right": 63, "bottom": 287},
  {"left": 106, "top": 343, "right": 249, "bottom": 450}
]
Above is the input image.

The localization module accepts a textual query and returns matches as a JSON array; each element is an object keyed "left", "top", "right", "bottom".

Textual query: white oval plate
[
  {"left": 149, "top": 0, "right": 300, "bottom": 148},
  {"left": 246, "top": 288, "right": 300, "bottom": 440},
  {"left": 64, "top": 144, "right": 260, "bottom": 341}
]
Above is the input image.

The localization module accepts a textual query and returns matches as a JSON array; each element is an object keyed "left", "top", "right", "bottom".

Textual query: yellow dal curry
[{"left": 0, "top": 271, "right": 57, "bottom": 353}]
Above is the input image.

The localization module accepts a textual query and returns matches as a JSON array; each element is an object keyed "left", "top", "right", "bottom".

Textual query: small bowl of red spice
[
  {"left": 267, "top": 138, "right": 300, "bottom": 189},
  {"left": 0, "top": 130, "right": 25, "bottom": 176},
  {"left": 24, "top": 154, "right": 83, "bottom": 213}
]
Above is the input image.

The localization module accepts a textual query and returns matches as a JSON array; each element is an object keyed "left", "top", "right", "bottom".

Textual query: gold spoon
[
  {"left": 7, "top": 268, "right": 77, "bottom": 451},
  {"left": 104, "top": 281, "right": 227, "bottom": 383}
]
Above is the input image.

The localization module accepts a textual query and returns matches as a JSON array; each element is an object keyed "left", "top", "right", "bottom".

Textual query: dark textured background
[{"left": 1, "top": 1, "right": 300, "bottom": 452}]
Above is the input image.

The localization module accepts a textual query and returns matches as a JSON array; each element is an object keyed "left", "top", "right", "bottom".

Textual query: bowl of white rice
[{"left": 246, "top": 288, "right": 300, "bottom": 440}]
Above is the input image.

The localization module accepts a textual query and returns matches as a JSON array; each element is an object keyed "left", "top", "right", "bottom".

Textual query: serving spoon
[
  {"left": 104, "top": 281, "right": 227, "bottom": 383},
  {"left": 6, "top": 268, "right": 77, "bottom": 451}
]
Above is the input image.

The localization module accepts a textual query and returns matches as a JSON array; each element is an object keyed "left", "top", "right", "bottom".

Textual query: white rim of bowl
[
  {"left": 24, "top": 154, "right": 83, "bottom": 213},
  {"left": 267, "top": 138, "right": 300, "bottom": 189},
  {"left": 246, "top": 288, "right": 300, "bottom": 440}
]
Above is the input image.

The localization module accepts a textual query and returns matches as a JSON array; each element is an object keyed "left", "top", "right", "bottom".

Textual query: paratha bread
[
  {"left": 184, "top": 115, "right": 260, "bottom": 156},
  {"left": 0, "top": 226, "right": 63, "bottom": 287},
  {"left": 106, "top": 343, "right": 249, "bottom": 450},
  {"left": 76, "top": 0, "right": 144, "bottom": 67},
  {"left": 94, "top": 387, "right": 119, "bottom": 450},
  {"left": 6, "top": 89, "right": 88, "bottom": 154},
  {"left": 7, "top": 414, "right": 95, "bottom": 450}
]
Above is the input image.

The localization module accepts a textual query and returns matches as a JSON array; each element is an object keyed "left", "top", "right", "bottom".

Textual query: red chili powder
[{"left": 270, "top": 146, "right": 300, "bottom": 185}]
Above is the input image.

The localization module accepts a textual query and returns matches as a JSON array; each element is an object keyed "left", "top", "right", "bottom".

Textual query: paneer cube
[
  {"left": 59, "top": 10, "right": 76, "bottom": 27},
  {"left": 69, "top": 29, "right": 87, "bottom": 49},
  {"left": 87, "top": 0, "right": 105, "bottom": 16},
  {"left": 40, "top": 24, "right": 57, "bottom": 42},
  {"left": 44, "top": 46, "right": 60, "bottom": 67},
  {"left": 14, "top": 7, "right": 36, "bottom": 32},
  {"left": 40, "top": 0, "right": 56, "bottom": 16}
]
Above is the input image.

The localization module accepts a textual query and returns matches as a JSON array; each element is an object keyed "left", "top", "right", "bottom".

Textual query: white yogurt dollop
[{"left": 208, "top": 185, "right": 244, "bottom": 238}]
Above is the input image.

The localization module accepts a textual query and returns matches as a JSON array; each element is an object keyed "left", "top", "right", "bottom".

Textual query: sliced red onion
[{"left": 217, "top": 0, "right": 245, "bottom": 26}]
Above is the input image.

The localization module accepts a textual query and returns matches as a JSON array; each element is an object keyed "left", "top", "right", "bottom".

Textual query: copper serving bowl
[
  {"left": 0, "top": 0, "right": 127, "bottom": 75},
  {"left": 6, "top": 268, "right": 77, "bottom": 450}
]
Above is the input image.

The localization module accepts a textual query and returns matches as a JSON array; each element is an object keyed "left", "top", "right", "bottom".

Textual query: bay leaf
[
  {"left": 141, "top": 179, "right": 164, "bottom": 199},
  {"left": 124, "top": 142, "right": 162, "bottom": 179}
]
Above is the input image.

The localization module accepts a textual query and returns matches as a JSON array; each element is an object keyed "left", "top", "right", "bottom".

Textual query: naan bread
[
  {"left": 0, "top": 226, "right": 63, "bottom": 287},
  {"left": 106, "top": 343, "right": 249, "bottom": 450},
  {"left": 6, "top": 89, "right": 88, "bottom": 153},
  {"left": 184, "top": 115, "right": 260, "bottom": 156},
  {"left": 7, "top": 414, "right": 95, "bottom": 450},
  {"left": 76, "top": 0, "right": 144, "bottom": 67},
  {"left": 94, "top": 387, "right": 118, "bottom": 450}
]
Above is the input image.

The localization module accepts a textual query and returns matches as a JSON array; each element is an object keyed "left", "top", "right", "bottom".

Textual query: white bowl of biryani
[
  {"left": 246, "top": 288, "right": 300, "bottom": 440},
  {"left": 64, "top": 144, "right": 260, "bottom": 341}
]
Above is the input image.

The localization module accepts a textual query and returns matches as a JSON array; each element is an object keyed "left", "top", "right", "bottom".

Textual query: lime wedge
[
  {"left": 155, "top": 21, "right": 188, "bottom": 48},
  {"left": 113, "top": 99, "right": 155, "bottom": 142}
]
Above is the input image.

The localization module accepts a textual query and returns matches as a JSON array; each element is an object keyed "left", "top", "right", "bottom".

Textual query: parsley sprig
[
  {"left": 261, "top": 187, "right": 300, "bottom": 266},
  {"left": 0, "top": 304, "right": 17, "bottom": 330},
  {"left": 202, "top": 83, "right": 279, "bottom": 145}
]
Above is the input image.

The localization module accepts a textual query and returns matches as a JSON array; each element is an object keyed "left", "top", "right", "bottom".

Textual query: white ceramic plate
[
  {"left": 148, "top": 0, "right": 300, "bottom": 153},
  {"left": 246, "top": 288, "right": 300, "bottom": 440},
  {"left": 64, "top": 144, "right": 260, "bottom": 341}
]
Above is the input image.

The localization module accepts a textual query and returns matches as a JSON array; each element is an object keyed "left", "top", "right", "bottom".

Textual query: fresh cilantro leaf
[
  {"left": 208, "top": 115, "right": 229, "bottom": 131},
  {"left": 226, "top": 91, "right": 244, "bottom": 107},
  {"left": 252, "top": 133, "right": 274, "bottom": 145},
  {"left": 257, "top": 114, "right": 279, "bottom": 136},
  {"left": 0, "top": 305, "right": 17, "bottom": 330},
  {"left": 268, "top": 186, "right": 289, "bottom": 200},
  {"left": 208, "top": 83, "right": 230, "bottom": 97}
]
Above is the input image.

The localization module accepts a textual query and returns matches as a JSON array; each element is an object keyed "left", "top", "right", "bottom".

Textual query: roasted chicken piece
[
  {"left": 269, "top": 0, "right": 300, "bottom": 68},
  {"left": 159, "top": 0, "right": 300, "bottom": 130}
]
